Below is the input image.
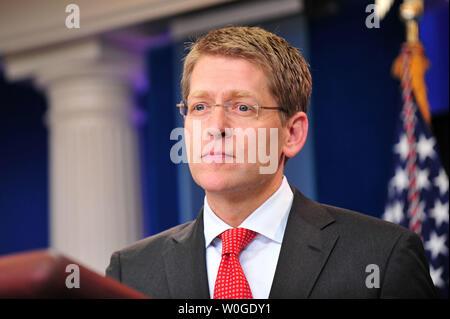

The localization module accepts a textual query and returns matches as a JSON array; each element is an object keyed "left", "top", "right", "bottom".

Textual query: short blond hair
[{"left": 181, "top": 26, "right": 312, "bottom": 122}]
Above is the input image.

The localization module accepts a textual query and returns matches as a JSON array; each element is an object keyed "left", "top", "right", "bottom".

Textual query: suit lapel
[
  {"left": 269, "top": 187, "right": 339, "bottom": 298},
  {"left": 162, "top": 210, "right": 210, "bottom": 298}
]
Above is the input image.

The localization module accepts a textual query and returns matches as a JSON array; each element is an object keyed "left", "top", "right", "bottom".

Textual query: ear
[{"left": 282, "top": 111, "right": 308, "bottom": 159}]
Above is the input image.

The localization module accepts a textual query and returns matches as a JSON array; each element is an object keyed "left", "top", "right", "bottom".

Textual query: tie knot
[{"left": 219, "top": 228, "right": 257, "bottom": 256}]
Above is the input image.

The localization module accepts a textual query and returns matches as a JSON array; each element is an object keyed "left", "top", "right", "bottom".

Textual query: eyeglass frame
[{"left": 176, "top": 100, "right": 288, "bottom": 119}]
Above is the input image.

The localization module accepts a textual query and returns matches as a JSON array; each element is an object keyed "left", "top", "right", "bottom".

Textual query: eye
[
  {"left": 236, "top": 104, "right": 253, "bottom": 112},
  {"left": 192, "top": 103, "right": 207, "bottom": 112},
  {"left": 238, "top": 104, "right": 249, "bottom": 112}
]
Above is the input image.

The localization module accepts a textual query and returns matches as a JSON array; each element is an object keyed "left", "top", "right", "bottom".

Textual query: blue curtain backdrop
[
  {"left": 0, "top": 0, "right": 448, "bottom": 253},
  {"left": 309, "top": 0, "right": 404, "bottom": 217},
  {"left": 141, "top": 45, "right": 180, "bottom": 236},
  {"left": 0, "top": 75, "right": 48, "bottom": 255}
]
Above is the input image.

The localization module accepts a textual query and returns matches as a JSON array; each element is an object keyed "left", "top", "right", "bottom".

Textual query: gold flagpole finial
[
  {"left": 392, "top": 0, "right": 431, "bottom": 125},
  {"left": 399, "top": 0, "right": 424, "bottom": 43}
]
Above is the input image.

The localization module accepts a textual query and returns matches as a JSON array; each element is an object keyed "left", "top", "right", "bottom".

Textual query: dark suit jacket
[{"left": 106, "top": 186, "right": 437, "bottom": 298}]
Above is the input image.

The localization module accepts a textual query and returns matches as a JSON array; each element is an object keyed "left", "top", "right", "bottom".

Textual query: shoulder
[
  {"left": 105, "top": 219, "right": 197, "bottom": 282},
  {"left": 309, "top": 202, "right": 436, "bottom": 297},
  {"left": 105, "top": 219, "right": 201, "bottom": 297},
  {"left": 290, "top": 186, "right": 411, "bottom": 241},
  {"left": 289, "top": 186, "right": 420, "bottom": 258},
  {"left": 116, "top": 220, "right": 196, "bottom": 260},
  {"left": 320, "top": 201, "right": 422, "bottom": 257},
  {"left": 316, "top": 201, "right": 433, "bottom": 280},
  {"left": 322, "top": 203, "right": 410, "bottom": 239}
]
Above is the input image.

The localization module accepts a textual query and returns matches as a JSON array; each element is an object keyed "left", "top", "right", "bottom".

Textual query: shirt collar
[{"left": 203, "top": 176, "right": 293, "bottom": 247}]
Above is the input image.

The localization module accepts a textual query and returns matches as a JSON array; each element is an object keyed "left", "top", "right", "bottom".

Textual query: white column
[{"left": 4, "top": 38, "right": 145, "bottom": 274}]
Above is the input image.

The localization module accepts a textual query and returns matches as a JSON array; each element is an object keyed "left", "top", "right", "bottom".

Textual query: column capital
[
  {"left": 0, "top": 0, "right": 229, "bottom": 56},
  {"left": 3, "top": 37, "right": 145, "bottom": 90}
]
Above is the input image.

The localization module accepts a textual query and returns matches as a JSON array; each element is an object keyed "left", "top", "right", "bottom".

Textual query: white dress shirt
[{"left": 203, "top": 176, "right": 293, "bottom": 299}]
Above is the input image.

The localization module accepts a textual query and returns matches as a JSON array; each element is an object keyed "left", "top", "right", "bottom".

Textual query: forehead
[
  {"left": 189, "top": 89, "right": 257, "bottom": 99},
  {"left": 188, "top": 55, "right": 273, "bottom": 102}
]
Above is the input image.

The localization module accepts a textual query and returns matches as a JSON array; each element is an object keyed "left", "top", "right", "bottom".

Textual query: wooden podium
[{"left": 0, "top": 250, "right": 148, "bottom": 298}]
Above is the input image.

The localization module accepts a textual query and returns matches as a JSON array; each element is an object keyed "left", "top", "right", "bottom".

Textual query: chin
[
  {"left": 193, "top": 171, "right": 236, "bottom": 193},
  {"left": 190, "top": 163, "right": 265, "bottom": 194}
]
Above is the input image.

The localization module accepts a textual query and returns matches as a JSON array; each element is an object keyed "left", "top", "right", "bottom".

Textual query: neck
[{"left": 206, "top": 172, "right": 284, "bottom": 227}]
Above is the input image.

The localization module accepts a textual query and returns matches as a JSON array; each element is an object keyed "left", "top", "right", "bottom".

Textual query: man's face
[{"left": 184, "top": 54, "right": 288, "bottom": 195}]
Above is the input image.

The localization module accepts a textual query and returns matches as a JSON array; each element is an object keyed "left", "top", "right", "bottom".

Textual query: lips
[
  {"left": 201, "top": 152, "right": 234, "bottom": 158},
  {"left": 201, "top": 148, "right": 234, "bottom": 158}
]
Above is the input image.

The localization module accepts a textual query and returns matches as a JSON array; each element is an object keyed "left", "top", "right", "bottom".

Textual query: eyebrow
[{"left": 188, "top": 90, "right": 257, "bottom": 100}]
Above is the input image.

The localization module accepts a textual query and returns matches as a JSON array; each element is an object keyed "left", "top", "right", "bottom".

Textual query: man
[{"left": 106, "top": 26, "right": 437, "bottom": 298}]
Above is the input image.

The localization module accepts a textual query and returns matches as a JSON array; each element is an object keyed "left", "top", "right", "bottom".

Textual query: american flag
[{"left": 383, "top": 45, "right": 449, "bottom": 298}]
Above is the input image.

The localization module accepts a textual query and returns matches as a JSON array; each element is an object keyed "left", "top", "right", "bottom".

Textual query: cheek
[
  {"left": 230, "top": 126, "right": 283, "bottom": 163},
  {"left": 260, "top": 126, "right": 283, "bottom": 150},
  {"left": 184, "top": 120, "right": 203, "bottom": 161},
  {"left": 184, "top": 127, "right": 193, "bottom": 159},
  {"left": 277, "top": 129, "right": 286, "bottom": 151}
]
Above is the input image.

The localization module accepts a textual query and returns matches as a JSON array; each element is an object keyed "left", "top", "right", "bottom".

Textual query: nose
[{"left": 205, "top": 105, "right": 228, "bottom": 139}]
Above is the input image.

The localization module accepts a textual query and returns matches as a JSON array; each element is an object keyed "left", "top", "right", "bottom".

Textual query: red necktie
[{"left": 213, "top": 228, "right": 257, "bottom": 299}]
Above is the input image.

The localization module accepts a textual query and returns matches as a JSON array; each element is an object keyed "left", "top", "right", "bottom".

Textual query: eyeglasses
[{"left": 176, "top": 101, "right": 287, "bottom": 120}]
